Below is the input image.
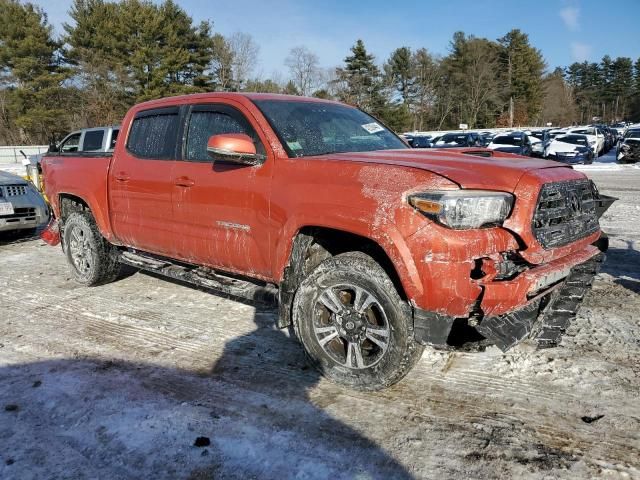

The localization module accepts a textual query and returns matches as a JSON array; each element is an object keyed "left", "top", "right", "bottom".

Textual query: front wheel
[{"left": 292, "top": 252, "right": 424, "bottom": 391}]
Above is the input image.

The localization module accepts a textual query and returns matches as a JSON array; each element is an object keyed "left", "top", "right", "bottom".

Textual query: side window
[
  {"left": 127, "top": 108, "right": 179, "bottom": 159},
  {"left": 83, "top": 130, "right": 104, "bottom": 151},
  {"left": 59, "top": 133, "right": 81, "bottom": 153},
  {"left": 185, "top": 106, "right": 261, "bottom": 161}
]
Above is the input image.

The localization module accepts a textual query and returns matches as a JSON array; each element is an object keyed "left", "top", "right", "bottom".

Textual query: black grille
[{"left": 532, "top": 179, "right": 599, "bottom": 249}]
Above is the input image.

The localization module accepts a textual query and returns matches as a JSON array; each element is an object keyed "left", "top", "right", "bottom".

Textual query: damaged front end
[
  {"left": 410, "top": 173, "right": 610, "bottom": 353},
  {"left": 617, "top": 139, "right": 640, "bottom": 163},
  {"left": 474, "top": 252, "right": 603, "bottom": 351},
  {"left": 414, "top": 251, "right": 604, "bottom": 352}
]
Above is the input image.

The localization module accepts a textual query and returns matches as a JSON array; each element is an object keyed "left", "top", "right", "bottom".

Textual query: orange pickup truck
[{"left": 41, "top": 93, "right": 604, "bottom": 390}]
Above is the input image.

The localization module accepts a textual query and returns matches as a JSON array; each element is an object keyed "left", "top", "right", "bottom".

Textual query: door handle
[
  {"left": 174, "top": 177, "right": 195, "bottom": 187},
  {"left": 115, "top": 173, "right": 130, "bottom": 182}
]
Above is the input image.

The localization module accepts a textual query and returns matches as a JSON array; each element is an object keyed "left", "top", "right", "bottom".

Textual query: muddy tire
[
  {"left": 292, "top": 252, "right": 424, "bottom": 391},
  {"left": 63, "top": 212, "right": 120, "bottom": 286}
]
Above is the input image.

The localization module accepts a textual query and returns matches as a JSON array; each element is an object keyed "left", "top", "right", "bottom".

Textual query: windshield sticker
[
  {"left": 361, "top": 122, "right": 385, "bottom": 134},
  {"left": 287, "top": 141, "right": 303, "bottom": 151}
]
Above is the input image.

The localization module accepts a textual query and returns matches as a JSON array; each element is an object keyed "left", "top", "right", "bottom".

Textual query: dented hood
[{"left": 322, "top": 149, "right": 570, "bottom": 192}]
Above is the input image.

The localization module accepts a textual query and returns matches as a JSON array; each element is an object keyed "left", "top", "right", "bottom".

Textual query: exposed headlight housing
[{"left": 408, "top": 190, "right": 514, "bottom": 229}]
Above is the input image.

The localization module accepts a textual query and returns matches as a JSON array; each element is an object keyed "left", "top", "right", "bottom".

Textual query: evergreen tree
[
  {"left": 335, "top": 40, "right": 386, "bottom": 116},
  {"left": 0, "top": 0, "right": 72, "bottom": 143},
  {"left": 498, "top": 29, "right": 546, "bottom": 125},
  {"left": 443, "top": 32, "right": 503, "bottom": 128},
  {"left": 384, "top": 47, "right": 413, "bottom": 105}
]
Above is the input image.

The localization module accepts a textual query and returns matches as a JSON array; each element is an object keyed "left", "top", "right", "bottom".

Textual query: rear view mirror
[{"left": 207, "top": 134, "right": 265, "bottom": 166}]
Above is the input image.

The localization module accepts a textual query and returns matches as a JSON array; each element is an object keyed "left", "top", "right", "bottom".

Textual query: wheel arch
[
  {"left": 277, "top": 225, "right": 411, "bottom": 329},
  {"left": 57, "top": 192, "right": 113, "bottom": 242}
]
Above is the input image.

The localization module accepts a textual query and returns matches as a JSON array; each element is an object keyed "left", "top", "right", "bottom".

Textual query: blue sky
[{"left": 36, "top": 0, "right": 640, "bottom": 77}]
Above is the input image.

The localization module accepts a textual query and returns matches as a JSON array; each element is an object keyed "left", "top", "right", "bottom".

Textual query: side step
[{"left": 117, "top": 249, "right": 277, "bottom": 305}]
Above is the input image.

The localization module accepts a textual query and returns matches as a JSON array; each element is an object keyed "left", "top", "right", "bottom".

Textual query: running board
[{"left": 118, "top": 250, "right": 277, "bottom": 305}]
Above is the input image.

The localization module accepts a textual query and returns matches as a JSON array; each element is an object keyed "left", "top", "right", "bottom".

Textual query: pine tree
[
  {"left": 498, "top": 29, "right": 546, "bottom": 125},
  {"left": 384, "top": 47, "right": 413, "bottom": 105},
  {"left": 335, "top": 40, "right": 386, "bottom": 116},
  {"left": 0, "top": 0, "right": 72, "bottom": 143}
]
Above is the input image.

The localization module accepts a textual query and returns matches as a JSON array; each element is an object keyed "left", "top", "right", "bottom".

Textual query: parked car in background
[
  {"left": 432, "top": 132, "right": 481, "bottom": 148},
  {"left": 616, "top": 127, "right": 640, "bottom": 163},
  {"left": 408, "top": 135, "right": 434, "bottom": 148},
  {"left": 486, "top": 132, "right": 532, "bottom": 156},
  {"left": 478, "top": 132, "right": 495, "bottom": 147},
  {"left": 528, "top": 130, "right": 551, "bottom": 157},
  {"left": 549, "top": 129, "right": 568, "bottom": 140},
  {"left": 547, "top": 134, "right": 594, "bottom": 164},
  {"left": 612, "top": 122, "right": 627, "bottom": 136},
  {"left": 50, "top": 125, "right": 120, "bottom": 154},
  {"left": 567, "top": 127, "right": 603, "bottom": 155},
  {"left": 0, "top": 170, "right": 49, "bottom": 233}
]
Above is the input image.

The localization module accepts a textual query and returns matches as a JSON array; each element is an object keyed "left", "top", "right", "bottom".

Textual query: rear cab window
[{"left": 127, "top": 107, "right": 180, "bottom": 159}]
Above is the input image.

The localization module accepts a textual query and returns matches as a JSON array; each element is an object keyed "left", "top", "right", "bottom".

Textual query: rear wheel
[
  {"left": 293, "top": 252, "right": 424, "bottom": 391},
  {"left": 63, "top": 212, "right": 120, "bottom": 286}
]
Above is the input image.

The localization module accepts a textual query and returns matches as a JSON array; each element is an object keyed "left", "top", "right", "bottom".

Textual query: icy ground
[{"left": 0, "top": 155, "right": 639, "bottom": 479}]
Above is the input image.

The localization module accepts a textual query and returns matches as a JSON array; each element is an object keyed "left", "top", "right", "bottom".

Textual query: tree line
[{"left": 1, "top": 0, "right": 639, "bottom": 145}]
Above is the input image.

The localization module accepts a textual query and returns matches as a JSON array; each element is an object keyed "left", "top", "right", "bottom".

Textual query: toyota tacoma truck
[{"left": 40, "top": 93, "right": 604, "bottom": 390}]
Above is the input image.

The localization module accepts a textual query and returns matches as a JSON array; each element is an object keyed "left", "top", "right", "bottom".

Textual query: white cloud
[
  {"left": 559, "top": 6, "right": 580, "bottom": 31},
  {"left": 570, "top": 42, "right": 592, "bottom": 61}
]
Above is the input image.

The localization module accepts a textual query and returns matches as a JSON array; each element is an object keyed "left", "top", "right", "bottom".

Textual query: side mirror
[
  {"left": 48, "top": 143, "right": 59, "bottom": 153},
  {"left": 206, "top": 133, "right": 265, "bottom": 166}
]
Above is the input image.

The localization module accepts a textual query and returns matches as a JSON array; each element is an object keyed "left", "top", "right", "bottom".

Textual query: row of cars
[{"left": 404, "top": 123, "right": 637, "bottom": 165}]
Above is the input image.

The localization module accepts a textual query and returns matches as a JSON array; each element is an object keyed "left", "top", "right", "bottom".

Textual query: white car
[
  {"left": 546, "top": 134, "right": 594, "bottom": 164},
  {"left": 566, "top": 127, "right": 604, "bottom": 155}
]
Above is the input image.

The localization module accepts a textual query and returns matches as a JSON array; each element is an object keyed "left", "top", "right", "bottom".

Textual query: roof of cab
[{"left": 132, "top": 92, "right": 344, "bottom": 111}]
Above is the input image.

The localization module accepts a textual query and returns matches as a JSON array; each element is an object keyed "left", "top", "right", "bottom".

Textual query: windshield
[
  {"left": 492, "top": 135, "right": 522, "bottom": 146},
  {"left": 252, "top": 100, "right": 407, "bottom": 157},
  {"left": 436, "top": 134, "right": 468, "bottom": 145}
]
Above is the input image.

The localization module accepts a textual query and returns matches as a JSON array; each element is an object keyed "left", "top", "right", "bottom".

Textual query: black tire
[
  {"left": 63, "top": 212, "right": 120, "bottom": 286},
  {"left": 292, "top": 252, "right": 424, "bottom": 391}
]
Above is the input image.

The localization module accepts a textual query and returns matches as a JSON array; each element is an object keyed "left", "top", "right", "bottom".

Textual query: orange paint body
[{"left": 41, "top": 93, "right": 601, "bottom": 319}]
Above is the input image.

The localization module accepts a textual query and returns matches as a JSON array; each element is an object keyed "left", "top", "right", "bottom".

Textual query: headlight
[
  {"left": 589, "top": 141, "right": 596, "bottom": 146},
  {"left": 621, "top": 144, "right": 630, "bottom": 151},
  {"left": 408, "top": 190, "right": 514, "bottom": 229}
]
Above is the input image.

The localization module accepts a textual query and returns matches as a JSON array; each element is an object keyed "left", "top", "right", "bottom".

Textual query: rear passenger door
[
  {"left": 170, "top": 103, "right": 273, "bottom": 277},
  {"left": 109, "top": 107, "right": 182, "bottom": 257}
]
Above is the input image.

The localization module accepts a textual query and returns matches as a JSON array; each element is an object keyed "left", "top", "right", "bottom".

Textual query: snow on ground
[{"left": 0, "top": 152, "right": 639, "bottom": 479}]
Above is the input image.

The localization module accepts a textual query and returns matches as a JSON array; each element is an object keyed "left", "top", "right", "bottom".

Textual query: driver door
[{"left": 170, "top": 103, "right": 273, "bottom": 277}]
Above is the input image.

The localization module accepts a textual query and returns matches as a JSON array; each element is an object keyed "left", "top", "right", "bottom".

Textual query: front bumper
[{"left": 414, "top": 251, "right": 604, "bottom": 351}]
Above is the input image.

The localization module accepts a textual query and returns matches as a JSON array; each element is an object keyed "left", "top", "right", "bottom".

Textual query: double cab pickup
[{"left": 41, "top": 93, "right": 604, "bottom": 390}]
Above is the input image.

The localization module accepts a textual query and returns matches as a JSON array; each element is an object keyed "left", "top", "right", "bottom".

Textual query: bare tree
[
  {"left": 228, "top": 32, "right": 259, "bottom": 90},
  {"left": 284, "top": 46, "right": 322, "bottom": 96}
]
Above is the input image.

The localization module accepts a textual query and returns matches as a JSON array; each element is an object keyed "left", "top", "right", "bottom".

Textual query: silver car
[{"left": 0, "top": 171, "right": 49, "bottom": 233}]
